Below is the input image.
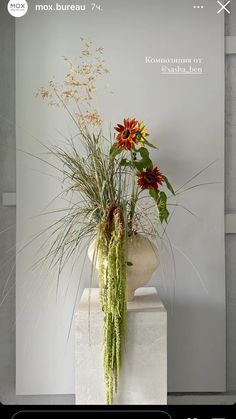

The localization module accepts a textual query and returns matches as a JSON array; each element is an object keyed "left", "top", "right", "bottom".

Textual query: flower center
[
  {"left": 145, "top": 173, "right": 155, "bottom": 183},
  {"left": 123, "top": 129, "right": 130, "bottom": 139}
]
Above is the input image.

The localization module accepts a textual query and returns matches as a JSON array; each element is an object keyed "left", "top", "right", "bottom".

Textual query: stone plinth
[{"left": 75, "top": 287, "right": 167, "bottom": 405}]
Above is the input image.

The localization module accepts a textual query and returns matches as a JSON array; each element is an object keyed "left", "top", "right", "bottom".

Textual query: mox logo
[{"left": 8, "top": 0, "right": 28, "bottom": 17}]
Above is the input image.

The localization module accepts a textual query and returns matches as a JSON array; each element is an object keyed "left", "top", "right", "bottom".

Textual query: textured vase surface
[{"left": 87, "top": 233, "right": 160, "bottom": 301}]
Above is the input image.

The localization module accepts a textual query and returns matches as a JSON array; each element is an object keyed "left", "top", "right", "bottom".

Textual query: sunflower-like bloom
[
  {"left": 114, "top": 118, "right": 138, "bottom": 150},
  {"left": 136, "top": 121, "right": 149, "bottom": 147},
  {"left": 137, "top": 167, "right": 163, "bottom": 190}
]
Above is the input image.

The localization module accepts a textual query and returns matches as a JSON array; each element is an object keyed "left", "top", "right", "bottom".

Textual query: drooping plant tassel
[{"left": 98, "top": 205, "right": 126, "bottom": 404}]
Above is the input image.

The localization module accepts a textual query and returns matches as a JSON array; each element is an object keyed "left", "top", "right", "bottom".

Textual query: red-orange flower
[
  {"left": 137, "top": 167, "right": 163, "bottom": 190},
  {"left": 114, "top": 118, "right": 138, "bottom": 150}
]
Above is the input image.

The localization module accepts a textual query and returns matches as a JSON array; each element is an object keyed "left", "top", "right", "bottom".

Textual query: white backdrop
[{"left": 16, "top": 0, "right": 225, "bottom": 394}]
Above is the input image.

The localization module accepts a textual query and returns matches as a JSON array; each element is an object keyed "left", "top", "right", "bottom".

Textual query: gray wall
[
  {"left": 0, "top": 0, "right": 16, "bottom": 405},
  {"left": 225, "top": 0, "right": 236, "bottom": 395},
  {"left": 0, "top": 0, "right": 73, "bottom": 405},
  {"left": 0, "top": 0, "right": 235, "bottom": 405}
]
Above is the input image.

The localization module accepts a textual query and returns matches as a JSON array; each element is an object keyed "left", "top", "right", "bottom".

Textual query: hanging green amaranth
[{"left": 98, "top": 205, "right": 127, "bottom": 404}]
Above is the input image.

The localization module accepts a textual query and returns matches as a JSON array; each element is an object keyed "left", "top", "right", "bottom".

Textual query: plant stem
[{"left": 129, "top": 151, "right": 137, "bottom": 234}]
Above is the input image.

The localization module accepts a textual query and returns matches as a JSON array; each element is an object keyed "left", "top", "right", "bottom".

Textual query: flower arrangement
[
  {"left": 96, "top": 117, "right": 174, "bottom": 403},
  {"left": 37, "top": 39, "right": 175, "bottom": 404}
]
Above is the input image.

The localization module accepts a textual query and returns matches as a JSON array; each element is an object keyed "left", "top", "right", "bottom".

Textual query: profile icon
[{"left": 8, "top": 0, "right": 28, "bottom": 18}]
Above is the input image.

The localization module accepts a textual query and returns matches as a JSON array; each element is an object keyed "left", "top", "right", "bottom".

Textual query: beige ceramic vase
[{"left": 87, "top": 233, "right": 160, "bottom": 302}]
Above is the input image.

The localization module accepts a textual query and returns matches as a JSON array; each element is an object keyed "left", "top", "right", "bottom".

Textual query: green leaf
[
  {"left": 134, "top": 148, "right": 153, "bottom": 171},
  {"left": 143, "top": 159, "right": 153, "bottom": 169},
  {"left": 159, "top": 191, "right": 167, "bottom": 203},
  {"left": 126, "top": 261, "right": 133, "bottom": 266},
  {"left": 149, "top": 187, "right": 159, "bottom": 202},
  {"left": 120, "top": 158, "right": 132, "bottom": 167},
  {"left": 145, "top": 139, "right": 157, "bottom": 149},
  {"left": 110, "top": 145, "right": 121, "bottom": 159},
  {"left": 139, "top": 147, "right": 149, "bottom": 159},
  {"left": 134, "top": 161, "right": 145, "bottom": 171},
  {"left": 162, "top": 175, "right": 175, "bottom": 195},
  {"left": 157, "top": 191, "right": 169, "bottom": 223},
  {"left": 138, "top": 147, "right": 153, "bottom": 168}
]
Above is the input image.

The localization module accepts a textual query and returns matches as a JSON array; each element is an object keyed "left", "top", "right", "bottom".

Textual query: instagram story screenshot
[{"left": 0, "top": 0, "right": 235, "bottom": 417}]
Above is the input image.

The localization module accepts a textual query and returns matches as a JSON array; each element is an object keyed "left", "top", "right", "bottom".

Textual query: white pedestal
[{"left": 75, "top": 287, "right": 167, "bottom": 405}]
